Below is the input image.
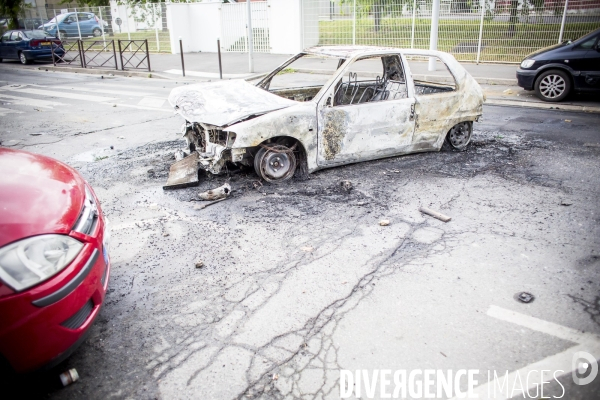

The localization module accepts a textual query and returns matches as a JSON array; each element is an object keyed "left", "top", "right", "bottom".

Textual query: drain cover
[{"left": 516, "top": 292, "right": 535, "bottom": 303}]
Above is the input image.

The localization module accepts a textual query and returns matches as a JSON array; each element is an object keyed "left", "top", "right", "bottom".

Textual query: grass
[{"left": 318, "top": 18, "right": 600, "bottom": 63}]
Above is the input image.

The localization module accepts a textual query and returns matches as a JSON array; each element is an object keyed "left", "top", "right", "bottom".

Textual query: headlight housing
[
  {"left": 520, "top": 59, "right": 535, "bottom": 69},
  {"left": 0, "top": 235, "right": 83, "bottom": 292}
]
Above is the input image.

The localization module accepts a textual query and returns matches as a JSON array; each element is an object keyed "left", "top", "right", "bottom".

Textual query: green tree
[
  {"left": 0, "top": 0, "right": 25, "bottom": 29},
  {"left": 62, "top": 0, "right": 110, "bottom": 6}
]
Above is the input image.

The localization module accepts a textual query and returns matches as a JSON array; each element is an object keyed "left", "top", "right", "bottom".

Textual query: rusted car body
[{"left": 166, "top": 46, "right": 484, "bottom": 186}]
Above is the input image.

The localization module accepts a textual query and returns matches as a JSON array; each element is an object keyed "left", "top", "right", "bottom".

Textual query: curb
[
  {"left": 38, "top": 65, "right": 167, "bottom": 79},
  {"left": 485, "top": 98, "right": 600, "bottom": 114}
]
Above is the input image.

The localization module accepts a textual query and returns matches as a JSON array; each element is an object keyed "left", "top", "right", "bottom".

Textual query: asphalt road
[{"left": 0, "top": 66, "right": 599, "bottom": 400}]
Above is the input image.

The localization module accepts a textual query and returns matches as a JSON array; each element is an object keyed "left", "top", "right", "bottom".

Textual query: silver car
[{"left": 166, "top": 46, "right": 484, "bottom": 187}]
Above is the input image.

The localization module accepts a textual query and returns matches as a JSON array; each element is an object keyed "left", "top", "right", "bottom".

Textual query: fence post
[
  {"left": 410, "top": 0, "right": 416, "bottom": 49},
  {"left": 145, "top": 39, "right": 151, "bottom": 72},
  {"left": 558, "top": 0, "right": 569, "bottom": 43},
  {"left": 99, "top": 7, "right": 106, "bottom": 45},
  {"left": 154, "top": 3, "right": 160, "bottom": 52},
  {"left": 217, "top": 39, "right": 223, "bottom": 80},
  {"left": 125, "top": 4, "right": 131, "bottom": 41},
  {"left": 78, "top": 40, "right": 86, "bottom": 68},
  {"left": 352, "top": 0, "right": 356, "bottom": 45},
  {"left": 75, "top": 8, "right": 82, "bottom": 40},
  {"left": 247, "top": 0, "right": 254, "bottom": 73},
  {"left": 118, "top": 39, "right": 124, "bottom": 71},
  {"left": 476, "top": 0, "right": 485, "bottom": 64},
  {"left": 428, "top": 0, "right": 440, "bottom": 71},
  {"left": 113, "top": 40, "right": 118, "bottom": 70},
  {"left": 179, "top": 37, "right": 185, "bottom": 77}
]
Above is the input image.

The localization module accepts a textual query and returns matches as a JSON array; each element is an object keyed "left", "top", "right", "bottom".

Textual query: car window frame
[
  {"left": 1, "top": 32, "right": 11, "bottom": 42},
  {"left": 331, "top": 54, "right": 410, "bottom": 108},
  {"left": 574, "top": 34, "right": 599, "bottom": 50}
]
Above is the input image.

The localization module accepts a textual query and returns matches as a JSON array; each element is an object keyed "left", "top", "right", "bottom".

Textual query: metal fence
[
  {"left": 220, "top": 1, "right": 270, "bottom": 52},
  {"left": 16, "top": 3, "right": 170, "bottom": 53},
  {"left": 304, "top": 0, "right": 600, "bottom": 63}
]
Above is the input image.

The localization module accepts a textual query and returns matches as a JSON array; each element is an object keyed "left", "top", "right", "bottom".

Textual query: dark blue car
[
  {"left": 0, "top": 30, "right": 64, "bottom": 65},
  {"left": 516, "top": 28, "right": 600, "bottom": 102}
]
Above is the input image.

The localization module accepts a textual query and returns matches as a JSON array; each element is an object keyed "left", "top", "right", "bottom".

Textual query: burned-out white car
[{"left": 165, "top": 46, "right": 484, "bottom": 187}]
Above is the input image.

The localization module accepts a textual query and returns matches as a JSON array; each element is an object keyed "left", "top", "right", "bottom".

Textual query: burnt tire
[
  {"left": 534, "top": 69, "right": 571, "bottom": 102},
  {"left": 442, "top": 121, "right": 472, "bottom": 151},
  {"left": 254, "top": 143, "right": 297, "bottom": 183}
]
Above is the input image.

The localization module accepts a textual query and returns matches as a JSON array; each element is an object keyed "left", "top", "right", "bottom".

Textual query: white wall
[
  {"left": 167, "top": 2, "right": 222, "bottom": 54},
  {"left": 166, "top": 0, "right": 312, "bottom": 55},
  {"left": 268, "top": 0, "right": 303, "bottom": 54}
]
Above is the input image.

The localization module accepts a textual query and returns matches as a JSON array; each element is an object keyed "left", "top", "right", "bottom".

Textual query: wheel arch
[{"left": 533, "top": 64, "right": 575, "bottom": 88}]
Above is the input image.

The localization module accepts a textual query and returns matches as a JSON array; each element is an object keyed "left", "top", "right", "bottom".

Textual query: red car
[{"left": 0, "top": 148, "right": 110, "bottom": 373}]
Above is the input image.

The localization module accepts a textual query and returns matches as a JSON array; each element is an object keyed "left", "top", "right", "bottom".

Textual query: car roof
[{"left": 304, "top": 45, "right": 400, "bottom": 58}]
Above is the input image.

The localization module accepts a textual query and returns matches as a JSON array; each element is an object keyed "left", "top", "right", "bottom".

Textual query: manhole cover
[{"left": 515, "top": 292, "right": 535, "bottom": 303}]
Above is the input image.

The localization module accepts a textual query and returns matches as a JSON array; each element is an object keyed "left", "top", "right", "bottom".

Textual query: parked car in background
[
  {"left": 38, "top": 12, "right": 105, "bottom": 38},
  {"left": 0, "top": 30, "right": 63, "bottom": 64},
  {"left": 0, "top": 148, "right": 111, "bottom": 373},
  {"left": 517, "top": 28, "right": 600, "bottom": 102},
  {"left": 18, "top": 17, "right": 48, "bottom": 30}
]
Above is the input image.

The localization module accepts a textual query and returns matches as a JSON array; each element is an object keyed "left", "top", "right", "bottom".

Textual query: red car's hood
[{"left": 0, "top": 148, "right": 85, "bottom": 248}]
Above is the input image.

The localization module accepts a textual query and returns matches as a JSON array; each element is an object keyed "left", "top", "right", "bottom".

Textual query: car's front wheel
[
  {"left": 92, "top": 28, "right": 102, "bottom": 37},
  {"left": 254, "top": 143, "right": 297, "bottom": 183},
  {"left": 534, "top": 69, "right": 571, "bottom": 102},
  {"left": 19, "top": 52, "right": 31, "bottom": 65}
]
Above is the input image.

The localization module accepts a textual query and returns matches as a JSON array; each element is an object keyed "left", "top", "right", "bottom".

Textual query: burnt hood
[{"left": 168, "top": 80, "right": 297, "bottom": 127}]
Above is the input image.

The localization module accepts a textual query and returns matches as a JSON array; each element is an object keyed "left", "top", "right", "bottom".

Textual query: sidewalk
[{"left": 34, "top": 51, "right": 600, "bottom": 113}]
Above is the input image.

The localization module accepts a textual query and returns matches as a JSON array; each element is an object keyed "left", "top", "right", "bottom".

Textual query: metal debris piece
[
  {"left": 560, "top": 200, "right": 573, "bottom": 206},
  {"left": 379, "top": 219, "right": 390, "bottom": 226},
  {"left": 340, "top": 180, "right": 353, "bottom": 191},
  {"left": 199, "top": 183, "right": 231, "bottom": 201},
  {"left": 193, "top": 198, "right": 227, "bottom": 210},
  {"left": 59, "top": 368, "right": 79, "bottom": 387},
  {"left": 174, "top": 149, "right": 187, "bottom": 162},
  {"left": 564, "top": 119, "right": 571, "bottom": 122},
  {"left": 163, "top": 152, "right": 200, "bottom": 190},
  {"left": 516, "top": 292, "right": 535, "bottom": 303},
  {"left": 195, "top": 261, "right": 204, "bottom": 268},
  {"left": 419, "top": 207, "right": 451, "bottom": 222}
]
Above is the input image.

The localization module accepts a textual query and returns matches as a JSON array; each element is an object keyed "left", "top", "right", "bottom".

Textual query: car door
[
  {"left": 0, "top": 31, "right": 11, "bottom": 58},
  {"left": 62, "top": 14, "right": 78, "bottom": 37},
  {"left": 7, "top": 31, "right": 24, "bottom": 59},
  {"left": 572, "top": 33, "right": 600, "bottom": 91},
  {"left": 408, "top": 55, "right": 462, "bottom": 148},
  {"left": 78, "top": 13, "right": 92, "bottom": 36},
  {"left": 316, "top": 54, "right": 416, "bottom": 166}
]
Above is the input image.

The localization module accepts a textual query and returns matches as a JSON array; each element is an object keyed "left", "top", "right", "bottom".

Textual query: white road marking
[
  {"left": 65, "top": 86, "right": 156, "bottom": 97},
  {"left": 0, "top": 107, "right": 24, "bottom": 115},
  {"left": 163, "top": 69, "right": 251, "bottom": 79},
  {"left": 449, "top": 306, "right": 600, "bottom": 400},
  {"left": 137, "top": 97, "right": 165, "bottom": 108},
  {"left": 103, "top": 103, "right": 173, "bottom": 113},
  {"left": 0, "top": 93, "right": 66, "bottom": 108},
  {"left": 6, "top": 87, "right": 116, "bottom": 102}
]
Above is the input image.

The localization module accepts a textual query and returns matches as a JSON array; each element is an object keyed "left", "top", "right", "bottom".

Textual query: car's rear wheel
[
  {"left": 92, "top": 28, "right": 102, "bottom": 37},
  {"left": 254, "top": 143, "right": 297, "bottom": 183},
  {"left": 534, "top": 69, "right": 571, "bottom": 102},
  {"left": 19, "top": 52, "right": 31, "bottom": 65},
  {"left": 443, "top": 121, "right": 472, "bottom": 151}
]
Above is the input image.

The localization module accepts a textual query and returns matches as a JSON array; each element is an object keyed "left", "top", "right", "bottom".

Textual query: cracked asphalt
[{"left": 0, "top": 67, "right": 599, "bottom": 399}]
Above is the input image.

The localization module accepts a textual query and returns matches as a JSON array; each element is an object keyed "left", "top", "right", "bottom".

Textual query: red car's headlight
[{"left": 0, "top": 235, "right": 83, "bottom": 292}]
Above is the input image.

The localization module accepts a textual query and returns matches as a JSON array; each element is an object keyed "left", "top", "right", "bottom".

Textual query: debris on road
[
  {"left": 583, "top": 143, "right": 600, "bottom": 148},
  {"left": 193, "top": 198, "right": 227, "bottom": 210},
  {"left": 419, "top": 207, "right": 452, "bottom": 223},
  {"left": 174, "top": 149, "right": 187, "bottom": 162},
  {"left": 340, "top": 180, "right": 353, "bottom": 191},
  {"left": 301, "top": 246, "right": 314, "bottom": 252},
  {"left": 503, "top": 89, "right": 513, "bottom": 94},
  {"left": 565, "top": 119, "right": 571, "bottom": 122},
  {"left": 163, "top": 152, "right": 200, "bottom": 190},
  {"left": 516, "top": 292, "right": 535, "bottom": 303},
  {"left": 59, "top": 368, "right": 79, "bottom": 387},
  {"left": 195, "top": 261, "right": 204, "bottom": 268},
  {"left": 272, "top": 373, "right": 279, "bottom": 381},
  {"left": 379, "top": 219, "right": 390, "bottom": 226},
  {"left": 560, "top": 200, "right": 573, "bottom": 206},
  {"left": 199, "top": 183, "right": 231, "bottom": 201}
]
